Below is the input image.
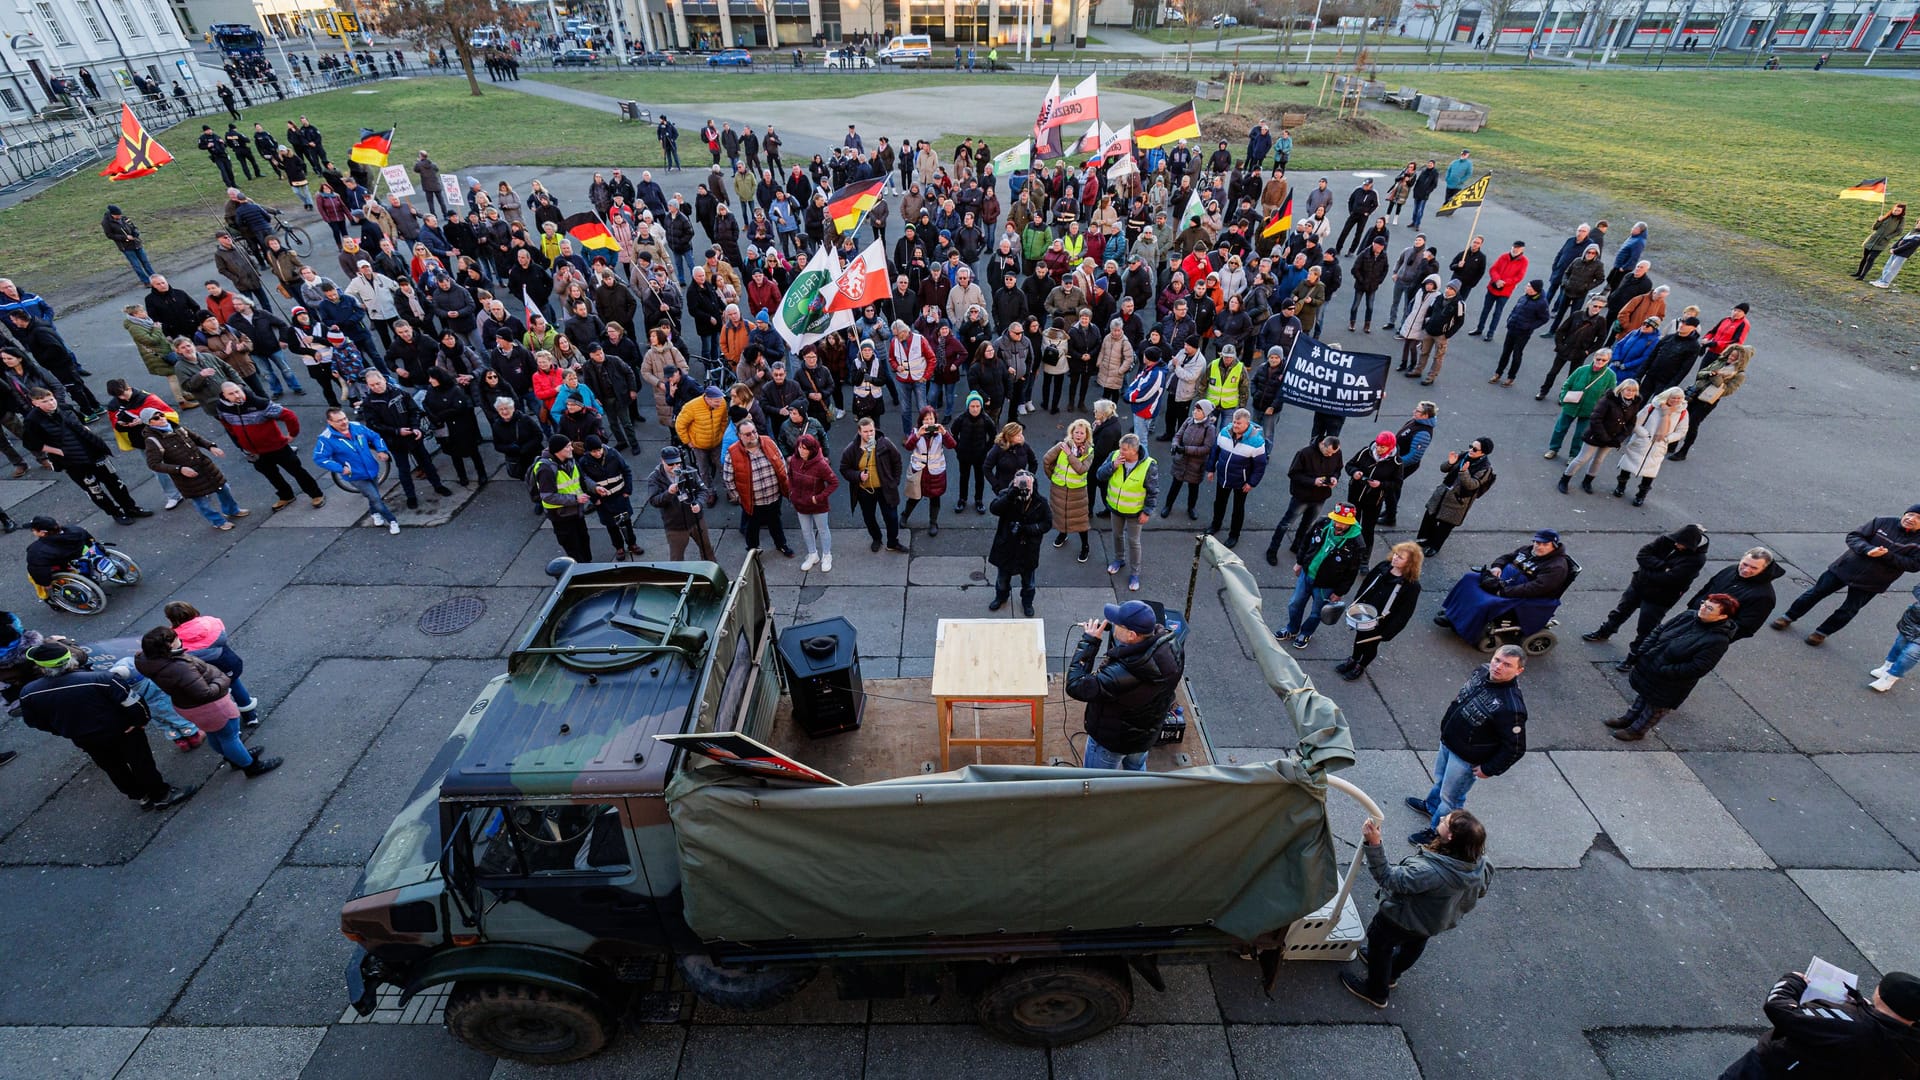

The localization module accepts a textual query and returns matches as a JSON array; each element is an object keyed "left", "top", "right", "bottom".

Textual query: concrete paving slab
[
  {"left": 0, "top": 478, "right": 55, "bottom": 510},
  {"left": 1306, "top": 749, "right": 1434, "bottom": 851},
  {"left": 1050, "top": 1024, "right": 1234, "bottom": 1080},
  {"left": 1419, "top": 750, "right": 1601, "bottom": 868},
  {"left": 170, "top": 865, "right": 363, "bottom": 1025},
  {"left": 1788, "top": 869, "right": 1920, "bottom": 972},
  {"left": 1368, "top": 636, "right": 1623, "bottom": 751},
  {"left": 296, "top": 1023, "right": 494, "bottom": 1080},
  {"left": 1124, "top": 961, "right": 1224, "bottom": 1024},
  {"left": 675, "top": 1024, "right": 864, "bottom": 1079},
  {"left": 489, "top": 1024, "right": 685, "bottom": 1079},
  {"left": 898, "top": 585, "right": 1114, "bottom": 657},
  {"left": 294, "top": 506, "right": 534, "bottom": 585},
  {"left": 1588, "top": 1028, "right": 1761, "bottom": 1080},
  {"left": 0, "top": 737, "right": 90, "bottom": 842},
  {"left": 1814, "top": 754, "right": 1920, "bottom": 859},
  {"left": 255, "top": 488, "right": 371, "bottom": 528},
  {"left": 1553, "top": 751, "right": 1773, "bottom": 869},
  {"left": 117, "top": 524, "right": 340, "bottom": 634},
  {"left": 0, "top": 1026, "right": 147, "bottom": 1080},
  {"left": 905, "top": 554, "right": 991, "bottom": 585},
  {"left": 1718, "top": 624, "right": 1920, "bottom": 752},
  {"left": 1229, "top": 1023, "right": 1422, "bottom": 1080},
  {"left": 791, "top": 585, "right": 904, "bottom": 657},
  {"left": 1685, "top": 753, "right": 1914, "bottom": 870},
  {"left": 116, "top": 1026, "right": 325, "bottom": 1080},
  {"left": 860, "top": 1024, "right": 1045, "bottom": 1079},
  {"left": 0, "top": 724, "right": 214, "bottom": 867},
  {"left": 1589, "top": 659, "right": 1791, "bottom": 753},
  {"left": 290, "top": 659, "right": 501, "bottom": 866}
]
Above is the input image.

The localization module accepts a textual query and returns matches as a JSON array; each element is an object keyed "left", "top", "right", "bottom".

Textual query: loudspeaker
[{"left": 775, "top": 617, "right": 864, "bottom": 737}]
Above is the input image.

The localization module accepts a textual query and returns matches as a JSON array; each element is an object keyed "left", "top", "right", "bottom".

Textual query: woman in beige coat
[
  {"left": 1672, "top": 343, "right": 1748, "bottom": 460},
  {"left": 1095, "top": 320, "right": 1137, "bottom": 398},
  {"left": 1043, "top": 417, "right": 1095, "bottom": 561},
  {"left": 640, "top": 327, "right": 687, "bottom": 426},
  {"left": 1612, "top": 387, "right": 1689, "bottom": 506}
]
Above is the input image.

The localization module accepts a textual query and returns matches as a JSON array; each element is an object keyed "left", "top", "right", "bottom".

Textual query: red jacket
[
  {"left": 1485, "top": 252, "right": 1528, "bottom": 297},
  {"left": 728, "top": 435, "right": 790, "bottom": 512},
  {"left": 785, "top": 436, "right": 840, "bottom": 514},
  {"left": 1704, "top": 314, "right": 1749, "bottom": 356},
  {"left": 210, "top": 394, "right": 301, "bottom": 454}
]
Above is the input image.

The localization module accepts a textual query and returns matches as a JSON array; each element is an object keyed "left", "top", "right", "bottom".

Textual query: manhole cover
[{"left": 418, "top": 596, "right": 486, "bottom": 636}]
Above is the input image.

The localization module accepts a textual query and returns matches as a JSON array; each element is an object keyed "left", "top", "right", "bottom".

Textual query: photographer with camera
[
  {"left": 986, "top": 469, "right": 1051, "bottom": 617},
  {"left": 645, "top": 445, "right": 717, "bottom": 561}
]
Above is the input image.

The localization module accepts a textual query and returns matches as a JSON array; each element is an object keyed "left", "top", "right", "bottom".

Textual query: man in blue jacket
[
  {"left": 1607, "top": 221, "right": 1648, "bottom": 291},
  {"left": 312, "top": 407, "right": 400, "bottom": 534},
  {"left": 1442, "top": 150, "right": 1474, "bottom": 201}
]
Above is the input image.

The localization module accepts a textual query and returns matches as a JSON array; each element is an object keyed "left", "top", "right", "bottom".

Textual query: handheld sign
[{"left": 1281, "top": 335, "right": 1390, "bottom": 417}]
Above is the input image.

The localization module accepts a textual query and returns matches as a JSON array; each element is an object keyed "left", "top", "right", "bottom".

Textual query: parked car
[
  {"left": 707, "top": 48, "right": 753, "bottom": 67},
  {"left": 1209, "top": 14, "right": 1239, "bottom": 27},
  {"left": 554, "top": 47, "right": 599, "bottom": 67},
  {"left": 626, "top": 50, "right": 675, "bottom": 66},
  {"left": 822, "top": 48, "right": 874, "bottom": 69}
]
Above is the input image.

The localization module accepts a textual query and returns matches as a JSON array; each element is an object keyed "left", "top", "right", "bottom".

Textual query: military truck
[{"left": 341, "top": 541, "right": 1378, "bottom": 1064}]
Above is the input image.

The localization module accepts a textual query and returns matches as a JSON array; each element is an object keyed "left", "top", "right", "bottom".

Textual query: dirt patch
[
  {"left": 1198, "top": 107, "right": 1398, "bottom": 150},
  {"left": 1115, "top": 72, "right": 1195, "bottom": 92}
]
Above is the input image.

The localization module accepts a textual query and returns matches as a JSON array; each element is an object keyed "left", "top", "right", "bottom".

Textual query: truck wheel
[
  {"left": 676, "top": 953, "right": 817, "bottom": 1011},
  {"left": 444, "top": 981, "right": 612, "bottom": 1065},
  {"left": 976, "top": 960, "right": 1132, "bottom": 1047}
]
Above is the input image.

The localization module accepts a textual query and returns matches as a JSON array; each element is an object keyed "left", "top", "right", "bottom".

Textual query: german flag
[
  {"left": 349, "top": 127, "right": 393, "bottom": 167},
  {"left": 1261, "top": 194, "right": 1293, "bottom": 239},
  {"left": 562, "top": 212, "right": 620, "bottom": 255},
  {"left": 99, "top": 104, "right": 173, "bottom": 181},
  {"left": 1133, "top": 100, "right": 1200, "bottom": 151},
  {"left": 826, "top": 177, "right": 886, "bottom": 236},
  {"left": 1839, "top": 178, "right": 1888, "bottom": 203}
]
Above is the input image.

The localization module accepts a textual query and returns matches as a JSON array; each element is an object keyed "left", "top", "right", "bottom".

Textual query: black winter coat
[
  {"left": 1639, "top": 332, "right": 1704, "bottom": 395},
  {"left": 20, "top": 669, "right": 150, "bottom": 741},
  {"left": 1290, "top": 517, "right": 1369, "bottom": 592},
  {"left": 1629, "top": 526, "right": 1709, "bottom": 605},
  {"left": 1629, "top": 612, "right": 1734, "bottom": 708},
  {"left": 1067, "top": 626, "right": 1183, "bottom": 755},
  {"left": 1438, "top": 665, "right": 1527, "bottom": 775},
  {"left": 1827, "top": 515, "right": 1920, "bottom": 593},
  {"left": 1285, "top": 444, "right": 1342, "bottom": 501},
  {"left": 987, "top": 486, "right": 1051, "bottom": 573},
  {"left": 1582, "top": 389, "right": 1637, "bottom": 448},
  {"left": 950, "top": 409, "right": 997, "bottom": 464},
  {"left": 1687, "top": 561, "right": 1785, "bottom": 640},
  {"left": 1348, "top": 561, "right": 1422, "bottom": 643}
]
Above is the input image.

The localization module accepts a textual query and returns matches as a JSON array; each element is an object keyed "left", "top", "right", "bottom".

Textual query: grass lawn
[
  {"left": 1136, "top": 25, "right": 1269, "bottom": 44},
  {"left": 526, "top": 70, "right": 1050, "bottom": 100},
  {"left": 4, "top": 78, "right": 658, "bottom": 303},
  {"left": 1227, "top": 69, "right": 1919, "bottom": 285}
]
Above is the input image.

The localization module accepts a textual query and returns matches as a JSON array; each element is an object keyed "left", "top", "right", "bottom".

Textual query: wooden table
[{"left": 930, "top": 618, "right": 1050, "bottom": 770}]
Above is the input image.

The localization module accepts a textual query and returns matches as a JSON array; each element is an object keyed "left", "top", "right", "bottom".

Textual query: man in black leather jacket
[
  {"left": 1066, "top": 600, "right": 1183, "bottom": 771},
  {"left": 1719, "top": 970, "right": 1919, "bottom": 1079}
]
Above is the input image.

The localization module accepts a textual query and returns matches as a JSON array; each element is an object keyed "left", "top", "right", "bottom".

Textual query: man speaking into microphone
[{"left": 1066, "top": 600, "right": 1185, "bottom": 771}]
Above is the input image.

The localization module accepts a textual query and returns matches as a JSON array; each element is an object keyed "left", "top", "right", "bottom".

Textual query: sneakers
[
  {"left": 820, "top": 555, "right": 833, "bottom": 572},
  {"left": 1581, "top": 630, "right": 1610, "bottom": 643},
  {"left": 1053, "top": 533, "right": 1067, "bottom": 548},
  {"left": 1107, "top": 560, "right": 1125, "bottom": 575},
  {"left": 164, "top": 496, "right": 182, "bottom": 510},
  {"left": 1291, "top": 634, "right": 1311, "bottom": 650},
  {"left": 1404, "top": 797, "right": 1433, "bottom": 817},
  {"left": 1128, "top": 574, "right": 1140, "bottom": 592},
  {"left": 371, "top": 513, "right": 387, "bottom": 526},
  {"left": 143, "top": 784, "right": 199, "bottom": 811},
  {"left": 387, "top": 520, "right": 401, "bottom": 535},
  {"left": 1542, "top": 450, "right": 1557, "bottom": 460},
  {"left": 1407, "top": 828, "right": 1438, "bottom": 846},
  {"left": 800, "top": 553, "right": 819, "bottom": 571},
  {"left": 1871, "top": 664, "right": 1892, "bottom": 679},
  {"left": 1356, "top": 948, "right": 1399, "bottom": 989},
  {"left": 1870, "top": 675, "right": 1900, "bottom": 692},
  {"left": 215, "top": 522, "right": 235, "bottom": 531},
  {"left": 1078, "top": 547, "right": 1090, "bottom": 563}
]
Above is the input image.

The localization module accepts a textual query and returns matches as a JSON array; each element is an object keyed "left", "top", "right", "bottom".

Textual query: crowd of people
[{"left": 3, "top": 95, "right": 1918, "bottom": 1068}]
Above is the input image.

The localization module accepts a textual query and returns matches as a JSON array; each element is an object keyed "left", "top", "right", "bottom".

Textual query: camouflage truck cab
[{"left": 343, "top": 544, "right": 1365, "bottom": 1066}]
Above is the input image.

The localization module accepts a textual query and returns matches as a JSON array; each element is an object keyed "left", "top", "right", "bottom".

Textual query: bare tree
[
  {"left": 1425, "top": 0, "right": 1472, "bottom": 60},
  {"left": 1479, "top": 0, "right": 1524, "bottom": 52},
  {"left": 380, "top": 0, "right": 534, "bottom": 97}
]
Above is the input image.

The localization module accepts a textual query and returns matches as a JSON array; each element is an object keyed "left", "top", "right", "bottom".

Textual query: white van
[{"left": 876, "top": 34, "right": 933, "bottom": 64}]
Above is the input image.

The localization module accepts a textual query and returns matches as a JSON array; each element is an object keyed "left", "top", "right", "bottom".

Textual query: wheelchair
[
  {"left": 36, "top": 541, "right": 143, "bottom": 616},
  {"left": 1447, "top": 556, "right": 1582, "bottom": 656}
]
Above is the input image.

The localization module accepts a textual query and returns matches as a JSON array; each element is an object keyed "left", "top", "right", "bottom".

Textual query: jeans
[
  {"left": 189, "top": 484, "right": 243, "bottom": 525},
  {"left": 1419, "top": 743, "right": 1478, "bottom": 831},
  {"left": 1875, "top": 253, "right": 1909, "bottom": 286},
  {"left": 154, "top": 471, "right": 181, "bottom": 499},
  {"left": 993, "top": 565, "right": 1035, "bottom": 605},
  {"left": 136, "top": 678, "right": 199, "bottom": 741},
  {"left": 204, "top": 718, "right": 256, "bottom": 768},
  {"left": 1473, "top": 293, "right": 1510, "bottom": 335},
  {"left": 1282, "top": 571, "right": 1336, "bottom": 640},
  {"left": 1546, "top": 413, "right": 1589, "bottom": 456},
  {"left": 1110, "top": 513, "right": 1143, "bottom": 570},
  {"left": 1388, "top": 282, "right": 1418, "bottom": 324},
  {"left": 797, "top": 511, "right": 832, "bottom": 557},
  {"left": 256, "top": 351, "right": 304, "bottom": 394},
  {"left": 854, "top": 489, "right": 901, "bottom": 545},
  {"left": 1784, "top": 569, "right": 1881, "bottom": 636},
  {"left": 1884, "top": 633, "right": 1920, "bottom": 677},
  {"left": 1083, "top": 738, "right": 1148, "bottom": 771},
  {"left": 386, "top": 437, "right": 444, "bottom": 503},
  {"left": 1267, "top": 494, "right": 1326, "bottom": 555},
  {"left": 121, "top": 247, "right": 157, "bottom": 282},
  {"left": 896, "top": 381, "right": 926, "bottom": 434},
  {"left": 1131, "top": 414, "right": 1152, "bottom": 443},
  {"left": 1562, "top": 442, "right": 1612, "bottom": 479},
  {"left": 345, "top": 475, "right": 397, "bottom": 520},
  {"left": 740, "top": 501, "right": 789, "bottom": 551},
  {"left": 1349, "top": 288, "right": 1376, "bottom": 326},
  {"left": 675, "top": 250, "right": 695, "bottom": 285},
  {"left": 1409, "top": 196, "right": 1429, "bottom": 227}
]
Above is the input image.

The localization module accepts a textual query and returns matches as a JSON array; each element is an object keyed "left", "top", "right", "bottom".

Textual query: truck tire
[
  {"left": 975, "top": 960, "right": 1133, "bottom": 1047},
  {"left": 675, "top": 953, "right": 817, "bottom": 1011},
  {"left": 444, "top": 981, "right": 613, "bottom": 1065}
]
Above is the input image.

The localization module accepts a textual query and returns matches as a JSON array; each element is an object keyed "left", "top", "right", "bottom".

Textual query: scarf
[{"left": 1307, "top": 522, "right": 1361, "bottom": 580}]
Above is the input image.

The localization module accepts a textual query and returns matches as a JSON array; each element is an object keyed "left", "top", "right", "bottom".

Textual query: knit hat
[
  {"left": 1908, "top": 504, "right": 1920, "bottom": 516},
  {"left": 727, "top": 405, "right": 750, "bottom": 423},
  {"left": 754, "top": 308, "right": 771, "bottom": 324},
  {"left": 546, "top": 434, "right": 571, "bottom": 454},
  {"left": 966, "top": 391, "right": 983, "bottom": 407},
  {"left": 326, "top": 329, "right": 346, "bottom": 344},
  {"left": 1880, "top": 972, "right": 1920, "bottom": 1022},
  {"left": 290, "top": 306, "right": 307, "bottom": 317},
  {"left": 1705, "top": 592, "right": 1741, "bottom": 616},
  {"left": 1328, "top": 503, "right": 1359, "bottom": 527},
  {"left": 1374, "top": 431, "right": 1396, "bottom": 450},
  {"left": 583, "top": 435, "right": 604, "bottom": 452},
  {"left": 1680, "top": 315, "right": 1701, "bottom": 326},
  {"left": 702, "top": 385, "right": 724, "bottom": 400},
  {"left": 26, "top": 642, "right": 72, "bottom": 669},
  {"left": 1734, "top": 302, "right": 1750, "bottom": 314},
  {"left": 1528, "top": 278, "right": 1545, "bottom": 292},
  {"left": 1445, "top": 278, "right": 1462, "bottom": 291}
]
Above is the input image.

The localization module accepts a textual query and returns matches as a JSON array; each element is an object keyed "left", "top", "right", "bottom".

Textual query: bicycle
[
  {"left": 36, "top": 540, "right": 143, "bottom": 616},
  {"left": 267, "top": 206, "right": 312, "bottom": 257}
]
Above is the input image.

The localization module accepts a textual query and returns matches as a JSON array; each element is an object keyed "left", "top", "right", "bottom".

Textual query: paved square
[{"left": 1552, "top": 752, "right": 1773, "bottom": 869}]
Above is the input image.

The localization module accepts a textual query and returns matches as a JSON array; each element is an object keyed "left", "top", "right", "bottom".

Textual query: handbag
[
  {"left": 1694, "top": 381, "right": 1724, "bottom": 405},
  {"left": 1559, "top": 389, "right": 1583, "bottom": 406}
]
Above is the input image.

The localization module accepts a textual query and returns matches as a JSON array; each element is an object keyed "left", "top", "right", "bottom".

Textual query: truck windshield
[{"left": 458, "top": 804, "right": 631, "bottom": 879}]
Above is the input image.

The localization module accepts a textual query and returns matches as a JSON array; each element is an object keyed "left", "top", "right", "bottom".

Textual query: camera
[{"left": 671, "top": 464, "right": 705, "bottom": 505}]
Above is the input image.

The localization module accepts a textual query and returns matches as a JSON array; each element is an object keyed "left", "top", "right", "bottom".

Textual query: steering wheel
[{"left": 507, "top": 806, "right": 592, "bottom": 846}]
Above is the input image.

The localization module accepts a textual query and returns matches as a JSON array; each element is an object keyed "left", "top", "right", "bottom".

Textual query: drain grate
[{"left": 418, "top": 596, "right": 486, "bottom": 636}]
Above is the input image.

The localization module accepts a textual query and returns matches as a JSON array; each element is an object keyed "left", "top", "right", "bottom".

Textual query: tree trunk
[{"left": 458, "top": 45, "right": 483, "bottom": 96}]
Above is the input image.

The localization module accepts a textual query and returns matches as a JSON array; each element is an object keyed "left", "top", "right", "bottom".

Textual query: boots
[
  {"left": 1580, "top": 475, "right": 1595, "bottom": 494},
  {"left": 243, "top": 754, "right": 284, "bottom": 777},
  {"left": 1612, "top": 472, "right": 1629, "bottom": 498},
  {"left": 1556, "top": 475, "right": 1570, "bottom": 494},
  {"left": 1363, "top": 321, "right": 1371, "bottom": 333}
]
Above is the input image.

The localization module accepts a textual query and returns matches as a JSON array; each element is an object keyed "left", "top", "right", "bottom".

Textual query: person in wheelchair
[
  {"left": 25, "top": 516, "right": 98, "bottom": 594},
  {"left": 1436, "top": 528, "right": 1575, "bottom": 645}
]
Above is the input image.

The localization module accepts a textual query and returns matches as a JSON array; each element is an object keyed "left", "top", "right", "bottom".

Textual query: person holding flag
[{"left": 350, "top": 127, "right": 393, "bottom": 169}]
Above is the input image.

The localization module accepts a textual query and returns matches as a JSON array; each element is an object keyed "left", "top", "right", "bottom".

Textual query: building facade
[
  {"left": 1397, "top": 0, "right": 1920, "bottom": 54},
  {"left": 590, "top": 0, "right": 1095, "bottom": 49},
  {"left": 0, "top": 0, "right": 200, "bottom": 116}
]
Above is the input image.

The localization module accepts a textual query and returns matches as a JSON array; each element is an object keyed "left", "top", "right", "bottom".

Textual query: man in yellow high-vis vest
[
  {"left": 1095, "top": 433, "right": 1159, "bottom": 594},
  {"left": 532, "top": 433, "right": 593, "bottom": 563}
]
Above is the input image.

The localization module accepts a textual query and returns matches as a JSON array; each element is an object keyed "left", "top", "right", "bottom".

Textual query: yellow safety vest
[
  {"left": 537, "top": 457, "right": 582, "bottom": 510},
  {"left": 1104, "top": 452, "right": 1153, "bottom": 515},
  {"left": 1207, "top": 357, "right": 1245, "bottom": 408},
  {"left": 1050, "top": 445, "right": 1089, "bottom": 489}
]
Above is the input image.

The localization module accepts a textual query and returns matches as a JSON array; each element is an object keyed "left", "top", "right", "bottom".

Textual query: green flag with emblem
[{"left": 774, "top": 246, "right": 853, "bottom": 353}]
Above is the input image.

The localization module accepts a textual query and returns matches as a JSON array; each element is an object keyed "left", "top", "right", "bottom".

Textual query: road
[{"left": 0, "top": 76, "right": 1914, "bottom": 1079}]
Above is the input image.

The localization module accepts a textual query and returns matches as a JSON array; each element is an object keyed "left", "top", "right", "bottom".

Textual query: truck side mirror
[{"left": 545, "top": 557, "right": 576, "bottom": 580}]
